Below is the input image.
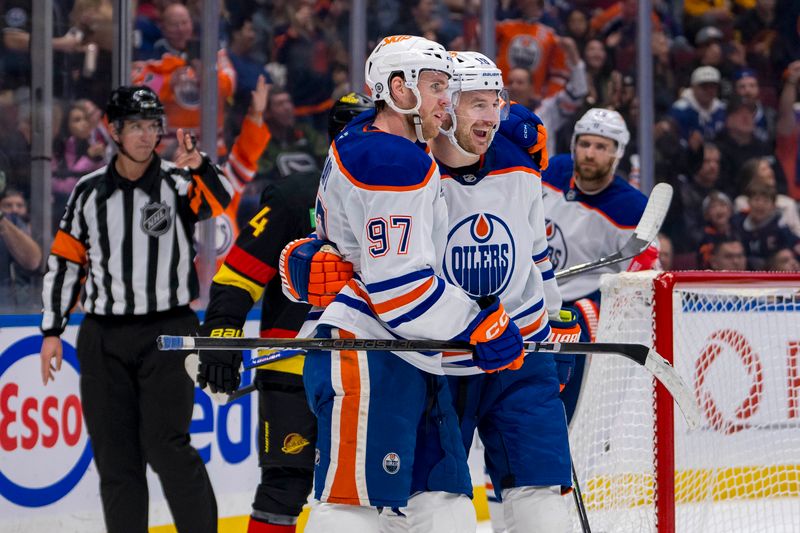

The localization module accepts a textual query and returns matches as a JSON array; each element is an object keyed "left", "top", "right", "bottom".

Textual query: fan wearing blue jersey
[
  {"left": 538, "top": 108, "right": 659, "bottom": 421},
  {"left": 292, "top": 36, "right": 526, "bottom": 533}
]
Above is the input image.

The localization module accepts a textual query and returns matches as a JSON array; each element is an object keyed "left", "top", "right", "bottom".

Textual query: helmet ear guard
[{"left": 365, "top": 35, "right": 453, "bottom": 142}]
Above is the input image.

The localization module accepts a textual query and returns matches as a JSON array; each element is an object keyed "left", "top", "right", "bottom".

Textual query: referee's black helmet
[
  {"left": 106, "top": 86, "right": 165, "bottom": 124},
  {"left": 328, "top": 92, "right": 374, "bottom": 140}
]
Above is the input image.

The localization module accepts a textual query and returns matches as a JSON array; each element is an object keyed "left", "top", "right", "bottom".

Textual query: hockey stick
[
  {"left": 183, "top": 350, "right": 305, "bottom": 405},
  {"left": 160, "top": 335, "right": 701, "bottom": 428},
  {"left": 571, "top": 461, "right": 592, "bottom": 533},
  {"left": 555, "top": 182, "right": 673, "bottom": 281}
]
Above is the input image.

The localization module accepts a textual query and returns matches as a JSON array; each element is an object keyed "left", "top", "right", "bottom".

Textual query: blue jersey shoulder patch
[{"left": 333, "top": 126, "right": 434, "bottom": 190}]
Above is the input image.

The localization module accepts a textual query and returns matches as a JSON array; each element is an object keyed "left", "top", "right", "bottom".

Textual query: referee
[{"left": 38, "top": 86, "right": 232, "bottom": 533}]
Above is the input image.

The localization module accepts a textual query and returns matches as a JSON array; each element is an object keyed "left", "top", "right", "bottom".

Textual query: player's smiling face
[
  {"left": 574, "top": 134, "right": 616, "bottom": 190},
  {"left": 416, "top": 70, "right": 451, "bottom": 140},
  {"left": 453, "top": 90, "right": 501, "bottom": 155}
]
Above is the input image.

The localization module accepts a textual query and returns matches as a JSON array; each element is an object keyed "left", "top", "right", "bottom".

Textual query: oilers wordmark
[{"left": 444, "top": 213, "right": 515, "bottom": 297}]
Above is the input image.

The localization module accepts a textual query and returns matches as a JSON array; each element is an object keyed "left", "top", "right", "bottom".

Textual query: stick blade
[
  {"left": 633, "top": 183, "right": 673, "bottom": 245},
  {"left": 644, "top": 349, "right": 702, "bottom": 429}
]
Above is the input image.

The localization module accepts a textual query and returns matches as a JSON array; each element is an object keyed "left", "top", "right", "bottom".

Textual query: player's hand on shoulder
[
  {"left": 465, "top": 296, "right": 525, "bottom": 373},
  {"left": 196, "top": 326, "right": 243, "bottom": 394},
  {"left": 499, "top": 103, "right": 549, "bottom": 170},
  {"left": 279, "top": 236, "right": 354, "bottom": 307}
]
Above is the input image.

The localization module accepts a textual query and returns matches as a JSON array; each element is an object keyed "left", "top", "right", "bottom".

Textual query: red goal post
[{"left": 568, "top": 271, "right": 800, "bottom": 533}]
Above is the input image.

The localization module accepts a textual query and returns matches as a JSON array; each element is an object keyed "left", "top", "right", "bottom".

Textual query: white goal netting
[{"left": 568, "top": 271, "right": 800, "bottom": 533}]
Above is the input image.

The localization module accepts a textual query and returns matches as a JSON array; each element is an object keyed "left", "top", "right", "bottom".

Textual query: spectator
[
  {"left": 150, "top": 2, "right": 197, "bottom": 60},
  {"left": 590, "top": 0, "right": 662, "bottom": 74},
  {"left": 683, "top": 0, "right": 733, "bottom": 39},
  {"left": 564, "top": 8, "right": 592, "bottom": 51},
  {"left": 273, "top": 0, "right": 336, "bottom": 133},
  {"left": 244, "top": 88, "right": 328, "bottom": 222},
  {"left": 715, "top": 94, "right": 787, "bottom": 197},
  {"left": 131, "top": 47, "right": 236, "bottom": 158},
  {"left": 735, "top": 0, "right": 785, "bottom": 104},
  {"left": 495, "top": 0, "right": 570, "bottom": 101},
  {"left": 775, "top": 60, "right": 800, "bottom": 200},
  {"left": 392, "top": 0, "right": 457, "bottom": 45},
  {"left": 0, "top": 188, "right": 42, "bottom": 305},
  {"left": 734, "top": 157, "right": 800, "bottom": 235},
  {"left": 669, "top": 66, "right": 726, "bottom": 143},
  {"left": 708, "top": 235, "right": 748, "bottom": 270},
  {"left": 732, "top": 180, "right": 800, "bottom": 269},
  {"left": 1, "top": 0, "right": 83, "bottom": 96},
  {"left": 698, "top": 190, "right": 737, "bottom": 268},
  {"left": 658, "top": 233, "right": 673, "bottom": 270},
  {"left": 506, "top": 66, "right": 536, "bottom": 108},
  {"left": 733, "top": 67, "right": 775, "bottom": 143},
  {"left": 53, "top": 102, "right": 109, "bottom": 221},
  {"left": 765, "top": 247, "right": 800, "bottom": 271},
  {"left": 225, "top": 14, "right": 273, "bottom": 143},
  {"left": 582, "top": 38, "right": 614, "bottom": 108},
  {"left": 664, "top": 143, "right": 722, "bottom": 267}
]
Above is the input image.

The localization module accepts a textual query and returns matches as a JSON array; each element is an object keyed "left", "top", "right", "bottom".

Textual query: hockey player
[
  {"left": 195, "top": 92, "right": 372, "bottom": 533},
  {"left": 540, "top": 108, "right": 658, "bottom": 419},
  {"left": 283, "top": 52, "right": 580, "bottom": 532},
  {"left": 280, "top": 35, "right": 526, "bottom": 533}
]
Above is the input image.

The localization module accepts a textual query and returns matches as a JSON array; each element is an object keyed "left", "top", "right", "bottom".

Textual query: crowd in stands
[{"left": 1, "top": 0, "right": 799, "bottom": 312}]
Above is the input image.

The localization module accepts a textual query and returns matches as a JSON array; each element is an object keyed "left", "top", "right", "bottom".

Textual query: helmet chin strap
[
  {"left": 441, "top": 110, "right": 498, "bottom": 160},
  {"left": 385, "top": 86, "right": 428, "bottom": 143}
]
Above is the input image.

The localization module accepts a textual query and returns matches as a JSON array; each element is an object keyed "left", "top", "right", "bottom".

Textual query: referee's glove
[{"left": 197, "top": 327, "right": 243, "bottom": 394}]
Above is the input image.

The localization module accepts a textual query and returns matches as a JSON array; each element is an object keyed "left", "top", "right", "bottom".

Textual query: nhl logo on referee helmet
[
  {"left": 383, "top": 452, "right": 401, "bottom": 474},
  {"left": 140, "top": 201, "right": 173, "bottom": 237}
]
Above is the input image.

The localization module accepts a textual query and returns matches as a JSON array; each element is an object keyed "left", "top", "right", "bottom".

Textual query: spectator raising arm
[{"left": 0, "top": 211, "right": 41, "bottom": 271}]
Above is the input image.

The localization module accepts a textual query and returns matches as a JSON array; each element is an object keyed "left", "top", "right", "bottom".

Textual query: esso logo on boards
[{"left": 0, "top": 336, "right": 92, "bottom": 507}]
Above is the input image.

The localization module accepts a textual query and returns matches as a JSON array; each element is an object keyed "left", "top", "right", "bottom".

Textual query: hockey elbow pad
[{"left": 279, "top": 237, "right": 354, "bottom": 307}]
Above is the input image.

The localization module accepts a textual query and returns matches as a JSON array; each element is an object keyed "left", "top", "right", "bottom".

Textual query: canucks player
[{"left": 282, "top": 36, "right": 527, "bottom": 533}]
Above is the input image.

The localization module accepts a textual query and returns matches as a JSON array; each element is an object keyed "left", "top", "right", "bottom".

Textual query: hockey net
[{"left": 568, "top": 271, "right": 800, "bottom": 533}]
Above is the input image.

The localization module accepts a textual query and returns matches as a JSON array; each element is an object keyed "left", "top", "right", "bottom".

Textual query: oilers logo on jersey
[
  {"left": 545, "top": 218, "right": 568, "bottom": 270},
  {"left": 444, "top": 213, "right": 515, "bottom": 298}
]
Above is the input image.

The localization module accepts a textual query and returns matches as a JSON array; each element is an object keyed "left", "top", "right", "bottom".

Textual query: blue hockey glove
[
  {"left": 499, "top": 102, "right": 549, "bottom": 170},
  {"left": 549, "top": 308, "right": 581, "bottom": 391},
  {"left": 459, "top": 296, "right": 525, "bottom": 373},
  {"left": 279, "top": 237, "right": 354, "bottom": 306}
]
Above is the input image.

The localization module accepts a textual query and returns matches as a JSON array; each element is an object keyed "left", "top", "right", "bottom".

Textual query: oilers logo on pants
[{"left": 444, "top": 213, "right": 515, "bottom": 297}]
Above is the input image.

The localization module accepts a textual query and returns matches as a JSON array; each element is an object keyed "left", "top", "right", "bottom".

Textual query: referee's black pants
[{"left": 77, "top": 307, "right": 217, "bottom": 533}]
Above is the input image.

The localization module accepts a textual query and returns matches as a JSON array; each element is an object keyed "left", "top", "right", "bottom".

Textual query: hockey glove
[
  {"left": 279, "top": 237, "right": 354, "bottom": 307},
  {"left": 548, "top": 308, "right": 581, "bottom": 391},
  {"left": 197, "top": 327, "right": 243, "bottom": 394},
  {"left": 499, "top": 102, "right": 549, "bottom": 171},
  {"left": 462, "top": 296, "right": 525, "bottom": 373}
]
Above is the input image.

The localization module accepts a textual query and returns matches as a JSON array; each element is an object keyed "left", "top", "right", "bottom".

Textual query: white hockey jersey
[
  {"left": 541, "top": 154, "right": 649, "bottom": 302},
  {"left": 437, "top": 134, "right": 562, "bottom": 374},
  {"left": 311, "top": 122, "right": 483, "bottom": 374}
]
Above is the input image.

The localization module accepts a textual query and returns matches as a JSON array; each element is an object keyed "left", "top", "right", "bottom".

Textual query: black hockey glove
[{"left": 196, "top": 326, "right": 243, "bottom": 394}]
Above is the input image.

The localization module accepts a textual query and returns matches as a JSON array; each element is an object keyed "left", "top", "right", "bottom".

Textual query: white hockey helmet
[
  {"left": 365, "top": 35, "right": 453, "bottom": 117},
  {"left": 443, "top": 51, "right": 509, "bottom": 157},
  {"left": 570, "top": 108, "right": 630, "bottom": 161}
]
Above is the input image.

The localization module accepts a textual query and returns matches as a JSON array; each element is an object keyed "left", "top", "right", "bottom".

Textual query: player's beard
[{"left": 576, "top": 157, "right": 614, "bottom": 185}]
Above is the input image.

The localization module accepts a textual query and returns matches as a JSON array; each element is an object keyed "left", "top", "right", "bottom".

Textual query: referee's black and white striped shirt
[{"left": 41, "top": 154, "right": 234, "bottom": 336}]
